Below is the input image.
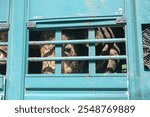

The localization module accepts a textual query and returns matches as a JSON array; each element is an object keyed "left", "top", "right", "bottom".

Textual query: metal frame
[
  {"left": 133, "top": 0, "right": 150, "bottom": 99},
  {"left": 2, "top": 0, "right": 149, "bottom": 100},
  {"left": 5, "top": 0, "right": 27, "bottom": 99},
  {"left": 25, "top": 0, "right": 129, "bottom": 99}
]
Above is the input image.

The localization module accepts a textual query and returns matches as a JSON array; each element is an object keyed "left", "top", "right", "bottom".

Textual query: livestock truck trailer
[{"left": 0, "top": 0, "right": 150, "bottom": 100}]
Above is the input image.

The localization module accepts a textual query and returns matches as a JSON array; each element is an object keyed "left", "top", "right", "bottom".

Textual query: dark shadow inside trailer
[{"left": 28, "top": 27, "right": 127, "bottom": 74}]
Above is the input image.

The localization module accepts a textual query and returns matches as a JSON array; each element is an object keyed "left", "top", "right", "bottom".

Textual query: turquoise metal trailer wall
[
  {"left": 0, "top": 0, "right": 149, "bottom": 100},
  {"left": 0, "top": 0, "right": 9, "bottom": 23},
  {"left": 133, "top": 0, "right": 150, "bottom": 99},
  {"left": 29, "top": 0, "right": 124, "bottom": 20}
]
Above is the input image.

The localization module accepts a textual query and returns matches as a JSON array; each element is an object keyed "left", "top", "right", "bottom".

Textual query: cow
[
  {"left": 0, "top": 32, "right": 8, "bottom": 75},
  {"left": 95, "top": 27, "right": 121, "bottom": 73},
  {"left": 39, "top": 27, "right": 122, "bottom": 74},
  {"left": 39, "top": 30, "right": 86, "bottom": 74}
]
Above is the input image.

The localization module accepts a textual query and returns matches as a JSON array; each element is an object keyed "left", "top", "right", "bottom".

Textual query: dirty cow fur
[
  {"left": 39, "top": 27, "right": 121, "bottom": 74},
  {"left": 0, "top": 32, "right": 8, "bottom": 75},
  {"left": 95, "top": 27, "right": 120, "bottom": 73},
  {"left": 40, "top": 31, "right": 86, "bottom": 74}
]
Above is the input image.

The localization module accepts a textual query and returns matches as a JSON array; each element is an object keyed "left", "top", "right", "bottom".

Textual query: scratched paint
[
  {"left": 100, "top": 0, "right": 106, "bottom": 5},
  {"left": 86, "top": 0, "right": 96, "bottom": 16},
  {"left": 115, "top": 8, "right": 124, "bottom": 15}
]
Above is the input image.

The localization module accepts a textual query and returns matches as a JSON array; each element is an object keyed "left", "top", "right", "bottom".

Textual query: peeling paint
[
  {"left": 115, "top": 8, "right": 124, "bottom": 15},
  {"left": 118, "top": 8, "right": 123, "bottom": 14},
  {"left": 77, "top": 13, "right": 84, "bottom": 16},
  {"left": 33, "top": 16, "right": 43, "bottom": 19},
  {"left": 86, "top": 0, "right": 95, "bottom": 15},
  {"left": 100, "top": 0, "right": 106, "bottom": 5}
]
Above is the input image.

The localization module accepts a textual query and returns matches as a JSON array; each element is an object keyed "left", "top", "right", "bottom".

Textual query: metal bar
[
  {"left": 28, "top": 56, "right": 127, "bottom": 62},
  {"left": 30, "top": 16, "right": 122, "bottom": 22},
  {"left": 35, "top": 20, "right": 123, "bottom": 29},
  {"left": 29, "top": 38, "right": 126, "bottom": 45},
  {"left": 0, "top": 78, "right": 2, "bottom": 89},
  {"left": 55, "top": 30, "right": 62, "bottom": 74},
  {"left": 25, "top": 93, "right": 128, "bottom": 100},
  {"left": 26, "top": 73, "right": 128, "bottom": 77},
  {"left": 89, "top": 29, "right": 95, "bottom": 74},
  {"left": 0, "top": 95, "right": 2, "bottom": 100},
  {"left": 2, "top": 76, "right": 6, "bottom": 100},
  {"left": 25, "top": 77, "right": 127, "bottom": 89},
  {"left": 25, "top": 90, "right": 127, "bottom": 94},
  {"left": 6, "top": 0, "right": 27, "bottom": 100},
  {"left": 0, "top": 42, "right": 8, "bottom": 46}
]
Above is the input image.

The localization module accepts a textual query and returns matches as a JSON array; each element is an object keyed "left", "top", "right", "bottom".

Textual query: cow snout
[
  {"left": 64, "top": 44, "right": 75, "bottom": 56},
  {"left": 64, "top": 44, "right": 71, "bottom": 53}
]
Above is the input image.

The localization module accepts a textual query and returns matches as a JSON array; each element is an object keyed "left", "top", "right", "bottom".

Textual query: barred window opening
[{"left": 28, "top": 27, "right": 127, "bottom": 74}]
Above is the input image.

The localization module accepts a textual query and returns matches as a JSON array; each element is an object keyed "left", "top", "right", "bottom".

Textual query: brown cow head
[
  {"left": 0, "top": 32, "right": 8, "bottom": 75},
  {"left": 39, "top": 31, "right": 85, "bottom": 74},
  {"left": 0, "top": 32, "right": 8, "bottom": 65}
]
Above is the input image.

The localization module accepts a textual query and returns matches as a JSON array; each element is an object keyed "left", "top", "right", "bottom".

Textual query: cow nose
[
  {"left": 64, "top": 47, "right": 71, "bottom": 54},
  {"left": 64, "top": 44, "right": 72, "bottom": 54}
]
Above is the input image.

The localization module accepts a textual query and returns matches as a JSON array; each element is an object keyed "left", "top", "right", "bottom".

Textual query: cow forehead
[{"left": 0, "top": 32, "right": 8, "bottom": 41}]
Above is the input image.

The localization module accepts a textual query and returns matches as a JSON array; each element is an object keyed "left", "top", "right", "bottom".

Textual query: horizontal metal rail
[
  {"left": 28, "top": 55, "right": 127, "bottom": 62},
  {"left": 0, "top": 42, "right": 8, "bottom": 46},
  {"left": 29, "top": 38, "right": 126, "bottom": 45},
  {"left": 26, "top": 73, "right": 128, "bottom": 77},
  {"left": 25, "top": 93, "right": 128, "bottom": 100},
  {"left": 30, "top": 16, "right": 122, "bottom": 23},
  {"left": 35, "top": 20, "right": 123, "bottom": 29},
  {"left": 25, "top": 77, "right": 127, "bottom": 89}
]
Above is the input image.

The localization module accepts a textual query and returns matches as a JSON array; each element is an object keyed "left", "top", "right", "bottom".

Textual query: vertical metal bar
[
  {"left": 125, "top": 0, "right": 137, "bottom": 99},
  {"left": 26, "top": 30, "right": 29, "bottom": 74},
  {"left": 88, "top": 29, "right": 95, "bottom": 74},
  {"left": 6, "top": 0, "right": 27, "bottom": 99},
  {"left": 55, "top": 30, "right": 62, "bottom": 74},
  {"left": 2, "top": 76, "right": 6, "bottom": 100}
]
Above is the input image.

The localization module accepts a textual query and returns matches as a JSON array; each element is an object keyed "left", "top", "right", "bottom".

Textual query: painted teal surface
[
  {"left": 55, "top": 31, "right": 62, "bottom": 74},
  {"left": 28, "top": 0, "right": 124, "bottom": 20},
  {"left": 124, "top": 0, "right": 137, "bottom": 99},
  {"left": 5, "top": 0, "right": 27, "bottom": 99},
  {"left": 0, "top": 77, "right": 2, "bottom": 90},
  {"left": 0, "top": 0, "right": 9, "bottom": 22},
  {"left": 3, "top": 0, "right": 147, "bottom": 100},
  {"left": 0, "top": 77, "right": 3, "bottom": 99},
  {"left": 134, "top": 0, "right": 150, "bottom": 99},
  {"left": 25, "top": 93, "right": 128, "bottom": 100},
  {"left": 89, "top": 29, "right": 96, "bottom": 74},
  {"left": 26, "top": 77, "right": 127, "bottom": 89},
  {"left": 35, "top": 19, "right": 122, "bottom": 29}
]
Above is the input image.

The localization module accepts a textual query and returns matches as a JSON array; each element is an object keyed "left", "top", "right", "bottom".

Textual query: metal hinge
[
  {"left": 116, "top": 17, "right": 126, "bottom": 24},
  {"left": 0, "top": 24, "right": 9, "bottom": 30},
  {"left": 27, "top": 22, "right": 36, "bottom": 28}
]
